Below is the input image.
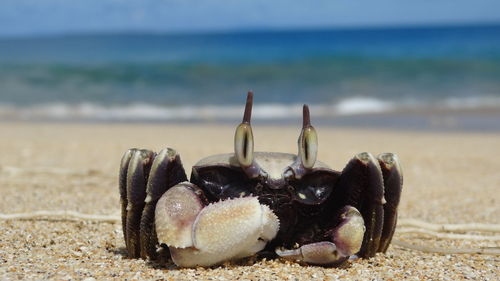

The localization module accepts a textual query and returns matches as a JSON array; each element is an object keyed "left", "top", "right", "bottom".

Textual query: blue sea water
[{"left": 0, "top": 24, "right": 500, "bottom": 128}]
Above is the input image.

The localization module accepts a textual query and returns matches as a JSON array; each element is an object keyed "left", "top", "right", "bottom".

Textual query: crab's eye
[
  {"left": 234, "top": 91, "right": 255, "bottom": 167},
  {"left": 235, "top": 123, "right": 254, "bottom": 167},
  {"left": 299, "top": 127, "right": 318, "bottom": 169},
  {"left": 298, "top": 105, "right": 318, "bottom": 169}
]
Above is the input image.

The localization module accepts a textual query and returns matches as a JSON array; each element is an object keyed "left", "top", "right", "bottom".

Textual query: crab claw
[
  {"left": 155, "top": 182, "right": 279, "bottom": 267},
  {"left": 276, "top": 206, "right": 365, "bottom": 265}
]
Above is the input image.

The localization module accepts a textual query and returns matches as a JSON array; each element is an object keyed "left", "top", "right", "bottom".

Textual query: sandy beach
[{"left": 1, "top": 122, "right": 499, "bottom": 280}]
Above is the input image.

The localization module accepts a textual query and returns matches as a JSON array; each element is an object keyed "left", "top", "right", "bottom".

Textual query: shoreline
[{"left": 3, "top": 105, "right": 500, "bottom": 133}]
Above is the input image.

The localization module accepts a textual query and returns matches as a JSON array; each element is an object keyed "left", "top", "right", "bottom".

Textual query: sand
[{"left": 1, "top": 122, "right": 499, "bottom": 280}]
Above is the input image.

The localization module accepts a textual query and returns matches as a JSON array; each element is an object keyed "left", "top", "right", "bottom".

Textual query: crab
[{"left": 118, "top": 92, "right": 403, "bottom": 267}]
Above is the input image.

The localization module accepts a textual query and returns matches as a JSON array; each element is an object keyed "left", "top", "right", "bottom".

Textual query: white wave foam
[
  {"left": 334, "top": 97, "right": 394, "bottom": 115},
  {"left": 0, "top": 102, "right": 304, "bottom": 121},
  {"left": 1, "top": 96, "right": 499, "bottom": 121}
]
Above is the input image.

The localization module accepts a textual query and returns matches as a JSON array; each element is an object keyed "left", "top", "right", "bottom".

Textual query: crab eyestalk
[
  {"left": 298, "top": 105, "right": 318, "bottom": 169},
  {"left": 235, "top": 91, "right": 255, "bottom": 167}
]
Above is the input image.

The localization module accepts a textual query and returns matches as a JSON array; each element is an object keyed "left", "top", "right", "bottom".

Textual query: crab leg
[
  {"left": 377, "top": 153, "right": 403, "bottom": 253},
  {"left": 333, "top": 152, "right": 385, "bottom": 258},
  {"left": 119, "top": 148, "right": 137, "bottom": 250},
  {"left": 139, "top": 148, "right": 187, "bottom": 259},
  {"left": 155, "top": 183, "right": 279, "bottom": 267},
  {"left": 276, "top": 206, "right": 365, "bottom": 265},
  {"left": 124, "top": 149, "right": 156, "bottom": 258}
]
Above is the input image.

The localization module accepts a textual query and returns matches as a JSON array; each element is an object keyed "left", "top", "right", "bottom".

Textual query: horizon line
[{"left": 1, "top": 21, "right": 499, "bottom": 40}]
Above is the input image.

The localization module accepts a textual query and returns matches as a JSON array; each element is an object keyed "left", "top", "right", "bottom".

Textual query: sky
[{"left": 1, "top": 0, "right": 500, "bottom": 37}]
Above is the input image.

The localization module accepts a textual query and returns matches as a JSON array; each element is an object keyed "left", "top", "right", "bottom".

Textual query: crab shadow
[
  {"left": 109, "top": 246, "right": 128, "bottom": 257},
  {"left": 109, "top": 247, "right": 178, "bottom": 270},
  {"left": 109, "top": 247, "right": 353, "bottom": 270}
]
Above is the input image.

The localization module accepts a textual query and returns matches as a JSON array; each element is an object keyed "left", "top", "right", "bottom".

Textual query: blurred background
[{"left": 1, "top": 0, "right": 500, "bottom": 130}]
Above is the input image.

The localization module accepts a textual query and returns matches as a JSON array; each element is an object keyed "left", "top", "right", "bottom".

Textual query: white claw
[
  {"left": 276, "top": 241, "right": 341, "bottom": 265},
  {"left": 155, "top": 183, "right": 279, "bottom": 267},
  {"left": 155, "top": 183, "right": 204, "bottom": 248},
  {"left": 260, "top": 204, "right": 280, "bottom": 241}
]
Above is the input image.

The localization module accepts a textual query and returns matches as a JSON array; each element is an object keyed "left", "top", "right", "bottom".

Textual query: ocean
[{"left": 1, "top": 24, "right": 500, "bottom": 130}]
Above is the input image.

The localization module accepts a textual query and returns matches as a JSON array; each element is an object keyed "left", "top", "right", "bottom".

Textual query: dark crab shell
[{"left": 190, "top": 152, "right": 338, "bottom": 206}]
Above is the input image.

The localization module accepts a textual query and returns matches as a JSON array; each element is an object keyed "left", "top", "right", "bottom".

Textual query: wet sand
[{"left": 1, "top": 122, "right": 499, "bottom": 280}]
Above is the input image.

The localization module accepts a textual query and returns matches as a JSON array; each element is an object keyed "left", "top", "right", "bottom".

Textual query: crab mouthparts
[{"left": 263, "top": 177, "right": 287, "bottom": 190}]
